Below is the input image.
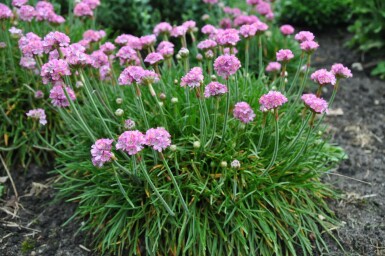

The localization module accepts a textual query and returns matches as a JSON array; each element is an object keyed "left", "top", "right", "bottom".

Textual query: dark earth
[{"left": 0, "top": 29, "right": 384, "bottom": 256}]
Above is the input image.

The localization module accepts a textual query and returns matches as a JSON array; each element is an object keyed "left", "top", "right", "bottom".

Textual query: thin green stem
[
  {"left": 265, "top": 110, "right": 280, "bottom": 172},
  {"left": 208, "top": 97, "right": 220, "bottom": 148},
  {"left": 220, "top": 79, "right": 231, "bottom": 145}
]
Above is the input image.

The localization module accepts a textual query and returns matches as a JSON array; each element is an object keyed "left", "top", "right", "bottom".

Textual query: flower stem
[
  {"left": 220, "top": 79, "right": 231, "bottom": 145},
  {"left": 257, "top": 113, "right": 267, "bottom": 151},
  {"left": 209, "top": 97, "right": 220, "bottom": 147},
  {"left": 264, "top": 109, "right": 280, "bottom": 173}
]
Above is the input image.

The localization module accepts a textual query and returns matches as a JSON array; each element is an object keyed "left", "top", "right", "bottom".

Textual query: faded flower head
[
  {"left": 144, "top": 127, "right": 171, "bottom": 152},
  {"left": 26, "top": 108, "right": 47, "bottom": 125},
  {"left": 233, "top": 102, "right": 256, "bottom": 124},
  {"left": 301, "top": 94, "right": 328, "bottom": 114},
  {"left": 311, "top": 69, "right": 336, "bottom": 86},
  {"left": 181, "top": 67, "right": 204, "bottom": 88},
  {"left": 231, "top": 160, "right": 241, "bottom": 169},
  {"left": 259, "top": 91, "right": 288, "bottom": 112},
  {"left": 331, "top": 63, "right": 353, "bottom": 79},
  {"left": 116, "top": 130, "right": 145, "bottom": 155},
  {"left": 91, "top": 138, "right": 114, "bottom": 168},
  {"left": 214, "top": 55, "right": 241, "bottom": 79},
  {"left": 204, "top": 82, "right": 228, "bottom": 98}
]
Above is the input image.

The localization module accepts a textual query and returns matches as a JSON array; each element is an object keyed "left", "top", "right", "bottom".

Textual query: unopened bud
[
  {"left": 115, "top": 108, "right": 124, "bottom": 116},
  {"left": 170, "top": 145, "right": 177, "bottom": 151},
  {"left": 116, "top": 98, "right": 123, "bottom": 104},
  {"left": 220, "top": 161, "right": 228, "bottom": 168},
  {"left": 193, "top": 141, "right": 201, "bottom": 149},
  {"left": 171, "top": 97, "right": 178, "bottom": 103},
  {"left": 159, "top": 93, "right": 166, "bottom": 100}
]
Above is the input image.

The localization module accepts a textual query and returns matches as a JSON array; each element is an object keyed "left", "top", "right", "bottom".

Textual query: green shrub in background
[{"left": 276, "top": 0, "right": 352, "bottom": 29}]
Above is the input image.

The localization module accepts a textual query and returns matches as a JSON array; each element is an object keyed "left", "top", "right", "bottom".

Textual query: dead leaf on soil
[
  {"left": 26, "top": 182, "right": 49, "bottom": 197},
  {"left": 344, "top": 125, "right": 374, "bottom": 148},
  {"left": 0, "top": 177, "right": 9, "bottom": 183},
  {"left": 327, "top": 108, "right": 344, "bottom": 116}
]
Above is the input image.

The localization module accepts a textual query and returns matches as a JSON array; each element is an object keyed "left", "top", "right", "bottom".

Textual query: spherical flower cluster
[
  {"left": 331, "top": 63, "right": 353, "bottom": 79},
  {"left": 43, "top": 31, "right": 70, "bottom": 53},
  {"left": 259, "top": 91, "right": 288, "bottom": 112},
  {"left": 83, "top": 30, "right": 105, "bottom": 43},
  {"left": 301, "top": 94, "right": 328, "bottom": 114},
  {"left": 26, "top": 108, "right": 47, "bottom": 125},
  {"left": 20, "top": 57, "right": 36, "bottom": 70},
  {"left": 157, "top": 41, "right": 174, "bottom": 58},
  {"left": 216, "top": 29, "right": 240, "bottom": 46},
  {"left": 239, "top": 24, "right": 257, "bottom": 38},
  {"left": 204, "top": 82, "right": 228, "bottom": 98},
  {"left": 182, "top": 20, "right": 197, "bottom": 32},
  {"left": 280, "top": 25, "right": 295, "bottom": 36},
  {"left": 116, "top": 46, "right": 137, "bottom": 65},
  {"left": 276, "top": 49, "right": 294, "bottom": 62},
  {"left": 265, "top": 62, "right": 281, "bottom": 73},
  {"left": 153, "top": 22, "right": 173, "bottom": 36},
  {"left": 99, "top": 65, "right": 111, "bottom": 81},
  {"left": 139, "top": 70, "right": 160, "bottom": 86},
  {"left": 233, "top": 15, "right": 259, "bottom": 27},
  {"left": 219, "top": 18, "right": 232, "bottom": 29},
  {"left": 116, "top": 130, "right": 145, "bottom": 155},
  {"left": 9, "top": 27, "right": 23, "bottom": 38},
  {"left": 49, "top": 85, "right": 76, "bottom": 108},
  {"left": 91, "top": 139, "right": 114, "bottom": 167},
  {"left": 90, "top": 50, "right": 109, "bottom": 68},
  {"left": 63, "top": 43, "right": 90, "bottom": 66},
  {"left": 171, "top": 25, "right": 188, "bottom": 38},
  {"left": 201, "top": 24, "right": 217, "bottom": 35},
  {"left": 203, "top": 0, "right": 218, "bottom": 4},
  {"left": 294, "top": 31, "right": 315, "bottom": 42},
  {"left": 197, "top": 39, "right": 217, "bottom": 51},
  {"left": 35, "top": 1, "right": 65, "bottom": 23},
  {"left": 74, "top": 2, "right": 93, "bottom": 17},
  {"left": 310, "top": 69, "right": 336, "bottom": 86},
  {"left": 253, "top": 21, "right": 269, "bottom": 33},
  {"left": 0, "top": 4, "right": 13, "bottom": 20},
  {"left": 119, "top": 66, "right": 159, "bottom": 86},
  {"left": 256, "top": 1, "right": 272, "bottom": 16},
  {"left": 140, "top": 34, "right": 157, "bottom": 48},
  {"left": 144, "top": 127, "right": 171, "bottom": 152},
  {"left": 19, "top": 33, "right": 44, "bottom": 57},
  {"left": 100, "top": 42, "right": 116, "bottom": 54},
  {"left": 144, "top": 52, "right": 164, "bottom": 65},
  {"left": 18, "top": 5, "right": 36, "bottom": 22},
  {"left": 124, "top": 119, "right": 136, "bottom": 130},
  {"left": 82, "top": 0, "right": 101, "bottom": 9},
  {"left": 12, "top": 0, "right": 28, "bottom": 8},
  {"left": 233, "top": 102, "right": 256, "bottom": 123},
  {"left": 180, "top": 67, "right": 204, "bottom": 88},
  {"left": 35, "top": 90, "right": 44, "bottom": 99},
  {"left": 214, "top": 55, "right": 241, "bottom": 79},
  {"left": 231, "top": 159, "right": 241, "bottom": 169},
  {"left": 41, "top": 59, "right": 71, "bottom": 84},
  {"left": 300, "top": 41, "right": 319, "bottom": 54}
]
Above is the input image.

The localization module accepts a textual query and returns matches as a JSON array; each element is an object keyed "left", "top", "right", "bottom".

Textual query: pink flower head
[
  {"left": 259, "top": 91, "right": 288, "bottom": 112},
  {"left": 311, "top": 69, "right": 336, "bottom": 86},
  {"left": 83, "top": 0, "right": 101, "bottom": 10},
  {"left": 300, "top": 41, "right": 319, "bottom": 54},
  {"left": 140, "top": 34, "right": 157, "bottom": 48},
  {"left": 295, "top": 31, "right": 315, "bottom": 42},
  {"left": 18, "top": 33, "right": 44, "bottom": 57},
  {"left": 12, "top": 0, "right": 28, "bottom": 8},
  {"left": 239, "top": 24, "right": 258, "bottom": 38},
  {"left": 35, "top": 1, "right": 54, "bottom": 21},
  {"left": 43, "top": 31, "right": 70, "bottom": 53},
  {"left": 256, "top": 1, "right": 272, "bottom": 16},
  {"left": 20, "top": 57, "right": 36, "bottom": 70},
  {"left": 115, "top": 34, "right": 131, "bottom": 45},
  {"left": 116, "top": 130, "right": 145, "bottom": 155},
  {"left": 216, "top": 29, "right": 240, "bottom": 46},
  {"left": 276, "top": 49, "right": 294, "bottom": 62},
  {"left": 153, "top": 22, "right": 173, "bottom": 36},
  {"left": 0, "top": 4, "right": 13, "bottom": 20},
  {"left": 18, "top": 5, "right": 36, "bottom": 22},
  {"left": 280, "top": 25, "right": 295, "bottom": 35},
  {"left": 99, "top": 65, "right": 111, "bottom": 81},
  {"left": 124, "top": 119, "right": 136, "bottom": 129},
  {"left": 157, "top": 41, "right": 174, "bottom": 57},
  {"left": 301, "top": 94, "right": 328, "bottom": 114},
  {"left": 144, "top": 127, "right": 171, "bottom": 152},
  {"left": 144, "top": 52, "right": 164, "bottom": 65},
  {"left": 234, "top": 15, "right": 260, "bottom": 27},
  {"left": 63, "top": 43, "right": 91, "bottom": 66},
  {"left": 203, "top": 0, "right": 218, "bottom": 4},
  {"left": 197, "top": 39, "right": 217, "bottom": 51},
  {"left": 41, "top": 59, "right": 71, "bottom": 84},
  {"left": 171, "top": 25, "right": 188, "bottom": 38},
  {"left": 182, "top": 20, "right": 196, "bottom": 32},
  {"left": 180, "top": 67, "right": 204, "bottom": 88},
  {"left": 214, "top": 55, "right": 241, "bottom": 79},
  {"left": 233, "top": 102, "right": 256, "bottom": 123},
  {"left": 126, "top": 36, "right": 142, "bottom": 50},
  {"left": 90, "top": 50, "right": 109, "bottom": 68},
  {"left": 116, "top": 46, "right": 137, "bottom": 65},
  {"left": 74, "top": 2, "right": 93, "bottom": 17},
  {"left": 246, "top": 0, "right": 261, "bottom": 6},
  {"left": 219, "top": 18, "right": 232, "bottom": 29},
  {"left": 83, "top": 30, "right": 105, "bottom": 42},
  {"left": 35, "top": 90, "right": 44, "bottom": 99},
  {"left": 47, "top": 13, "right": 65, "bottom": 24},
  {"left": 9, "top": 27, "right": 23, "bottom": 38},
  {"left": 252, "top": 21, "right": 269, "bottom": 33},
  {"left": 91, "top": 138, "right": 114, "bottom": 167},
  {"left": 49, "top": 49, "right": 60, "bottom": 61},
  {"left": 26, "top": 108, "right": 47, "bottom": 125},
  {"left": 138, "top": 70, "right": 159, "bottom": 86},
  {"left": 331, "top": 63, "right": 353, "bottom": 79},
  {"left": 265, "top": 62, "right": 281, "bottom": 73},
  {"left": 49, "top": 85, "right": 76, "bottom": 107},
  {"left": 118, "top": 66, "right": 144, "bottom": 85},
  {"left": 201, "top": 24, "right": 217, "bottom": 35},
  {"left": 204, "top": 81, "right": 228, "bottom": 98},
  {"left": 100, "top": 42, "right": 116, "bottom": 54}
]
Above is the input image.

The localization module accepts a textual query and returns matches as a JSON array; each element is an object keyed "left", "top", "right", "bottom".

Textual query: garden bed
[{"left": 1, "top": 28, "right": 384, "bottom": 256}]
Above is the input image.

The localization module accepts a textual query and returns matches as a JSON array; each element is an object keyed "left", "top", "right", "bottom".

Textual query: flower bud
[
  {"left": 170, "top": 145, "right": 177, "bottom": 151},
  {"left": 171, "top": 97, "right": 178, "bottom": 103},
  {"left": 115, "top": 108, "right": 124, "bottom": 116},
  {"left": 265, "top": 31, "right": 272, "bottom": 38},
  {"left": 176, "top": 54, "right": 181, "bottom": 60},
  {"left": 201, "top": 14, "right": 210, "bottom": 21},
  {"left": 193, "top": 141, "right": 201, "bottom": 149},
  {"left": 0, "top": 42, "right": 7, "bottom": 49},
  {"left": 158, "top": 101, "right": 164, "bottom": 107},
  {"left": 124, "top": 119, "right": 135, "bottom": 129},
  {"left": 284, "top": 78, "right": 288, "bottom": 83},
  {"left": 76, "top": 81, "right": 83, "bottom": 88},
  {"left": 196, "top": 53, "right": 203, "bottom": 62},
  {"left": 178, "top": 47, "right": 189, "bottom": 57},
  {"left": 34, "top": 90, "right": 44, "bottom": 99},
  {"left": 231, "top": 160, "right": 241, "bottom": 169},
  {"left": 211, "top": 75, "right": 217, "bottom": 81},
  {"left": 220, "top": 161, "right": 228, "bottom": 168},
  {"left": 116, "top": 98, "right": 123, "bottom": 104},
  {"left": 159, "top": 93, "right": 166, "bottom": 100},
  {"left": 205, "top": 50, "right": 214, "bottom": 60},
  {"left": 174, "top": 79, "right": 178, "bottom": 85}
]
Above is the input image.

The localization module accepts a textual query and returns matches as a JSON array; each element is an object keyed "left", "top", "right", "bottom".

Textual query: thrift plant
[{"left": 1, "top": 0, "right": 352, "bottom": 255}]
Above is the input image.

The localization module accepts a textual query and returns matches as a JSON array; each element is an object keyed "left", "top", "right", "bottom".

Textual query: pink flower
[
  {"left": 26, "top": 108, "right": 47, "bottom": 125},
  {"left": 204, "top": 81, "right": 228, "bottom": 98},
  {"left": 252, "top": 21, "right": 269, "bottom": 33},
  {"left": 83, "top": 0, "right": 101, "bottom": 10},
  {"left": 139, "top": 70, "right": 159, "bottom": 86},
  {"left": 300, "top": 41, "right": 319, "bottom": 54},
  {"left": 259, "top": 91, "right": 288, "bottom": 112},
  {"left": 256, "top": 1, "right": 272, "bottom": 16},
  {"left": 41, "top": 59, "right": 71, "bottom": 84},
  {"left": 124, "top": 119, "right": 136, "bottom": 129},
  {"left": 9, "top": 27, "right": 23, "bottom": 38},
  {"left": 144, "top": 127, "right": 171, "bottom": 152},
  {"left": 301, "top": 94, "right": 328, "bottom": 114},
  {"left": 203, "top": 0, "right": 218, "bottom": 4},
  {"left": 201, "top": 25, "right": 217, "bottom": 35},
  {"left": 35, "top": 90, "right": 44, "bottom": 99},
  {"left": 43, "top": 31, "right": 70, "bottom": 53},
  {"left": 49, "top": 85, "right": 76, "bottom": 107},
  {"left": 18, "top": 32, "right": 44, "bottom": 57},
  {"left": 0, "top": 4, "right": 13, "bottom": 20},
  {"left": 118, "top": 66, "right": 144, "bottom": 85},
  {"left": 35, "top": 1, "right": 54, "bottom": 21},
  {"left": 18, "top": 5, "right": 36, "bottom": 22},
  {"left": 144, "top": 52, "right": 164, "bottom": 65},
  {"left": 239, "top": 24, "right": 257, "bottom": 38},
  {"left": 140, "top": 34, "right": 157, "bottom": 48},
  {"left": 91, "top": 138, "right": 114, "bottom": 167},
  {"left": 99, "top": 42, "right": 115, "bottom": 53},
  {"left": 219, "top": 18, "right": 232, "bottom": 29},
  {"left": 83, "top": 30, "right": 105, "bottom": 42},
  {"left": 216, "top": 29, "right": 240, "bottom": 46},
  {"left": 234, "top": 15, "right": 260, "bottom": 27},
  {"left": 197, "top": 39, "right": 217, "bottom": 51},
  {"left": 12, "top": 0, "right": 28, "bottom": 8},
  {"left": 247, "top": 0, "right": 261, "bottom": 6},
  {"left": 182, "top": 20, "right": 196, "bottom": 32},
  {"left": 331, "top": 63, "right": 353, "bottom": 79},
  {"left": 276, "top": 49, "right": 294, "bottom": 62},
  {"left": 233, "top": 102, "right": 256, "bottom": 123},
  {"left": 47, "top": 13, "right": 65, "bottom": 24},
  {"left": 180, "top": 67, "right": 204, "bottom": 88},
  {"left": 223, "top": 47, "right": 238, "bottom": 55},
  {"left": 265, "top": 62, "right": 281, "bottom": 73},
  {"left": 20, "top": 57, "right": 36, "bottom": 70},
  {"left": 157, "top": 41, "right": 174, "bottom": 57},
  {"left": 214, "top": 55, "right": 241, "bottom": 79},
  {"left": 171, "top": 25, "right": 188, "bottom": 38},
  {"left": 74, "top": 2, "right": 93, "bottom": 17},
  {"left": 90, "top": 50, "right": 109, "bottom": 68},
  {"left": 116, "top": 46, "right": 137, "bottom": 65},
  {"left": 116, "top": 130, "right": 145, "bottom": 155},
  {"left": 153, "top": 22, "right": 173, "bottom": 36},
  {"left": 294, "top": 31, "right": 315, "bottom": 42},
  {"left": 99, "top": 65, "right": 111, "bottom": 81},
  {"left": 115, "top": 34, "right": 131, "bottom": 45},
  {"left": 280, "top": 25, "right": 295, "bottom": 35},
  {"left": 311, "top": 69, "right": 336, "bottom": 86},
  {"left": 63, "top": 43, "right": 91, "bottom": 66}
]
